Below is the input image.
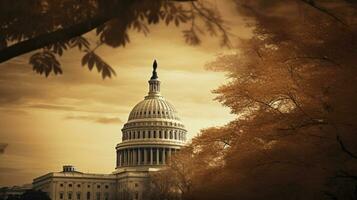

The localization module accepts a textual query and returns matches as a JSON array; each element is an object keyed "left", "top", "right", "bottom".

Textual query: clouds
[{"left": 64, "top": 115, "right": 123, "bottom": 124}]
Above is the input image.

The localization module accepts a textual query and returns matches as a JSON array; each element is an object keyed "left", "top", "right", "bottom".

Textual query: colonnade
[
  {"left": 116, "top": 147, "right": 179, "bottom": 167},
  {"left": 122, "top": 129, "right": 186, "bottom": 141}
]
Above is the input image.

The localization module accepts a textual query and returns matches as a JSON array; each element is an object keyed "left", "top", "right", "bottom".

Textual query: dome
[
  {"left": 128, "top": 96, "right": 179, "bottom": 121},
  {"left": 116, "top": 60, "right": 187, "bottom": 170}
]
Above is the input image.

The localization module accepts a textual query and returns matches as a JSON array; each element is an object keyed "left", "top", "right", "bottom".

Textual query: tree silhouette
[
  {"left": 20, "top": 190, "right": 50, "bottom": 200},
  {"left": 0, "top": 0, "right": 230, "bottom": 78},
  {"left": 152, "top": 1, "right": 357, "bottom": 199}
]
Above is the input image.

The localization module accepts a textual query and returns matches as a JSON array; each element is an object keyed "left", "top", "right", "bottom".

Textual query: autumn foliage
[{"left": 151, "top": 1, "right": 357, "bottom": 200}]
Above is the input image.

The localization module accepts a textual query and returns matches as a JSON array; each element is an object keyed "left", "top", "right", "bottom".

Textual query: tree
[
  {"left": 0, "top": 0, "right": 230, "bottom": 78},
  {"left": 156, "top": 0, "right": 357, "bottom": 199},
  {"left": 20, "top": 190, "right": 50, "bottom": 200}
]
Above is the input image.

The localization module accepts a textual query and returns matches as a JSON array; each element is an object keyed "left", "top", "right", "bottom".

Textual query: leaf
[
  {"left": 0, "top": 36, "right": 7, "bottom": 50},
  {"left": 182, "top": 29, "right": 201, "bottom": 45},
  {"left": 70, "top": 36, "right": 90, "bottom": 51},
  {"left": 29, "top": 51, "right": 63, "bottom": 77},
  {"left": 81, "top": 51, "right": 116, "bottom": 79}
]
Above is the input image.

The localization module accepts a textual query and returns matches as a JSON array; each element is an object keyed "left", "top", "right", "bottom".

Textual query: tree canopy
[
  {"left": 0, "top": 0, "right": 230, "bottom": 78},
  {"left": 150, "top": 0, "right": 357, "bottom": 200}
]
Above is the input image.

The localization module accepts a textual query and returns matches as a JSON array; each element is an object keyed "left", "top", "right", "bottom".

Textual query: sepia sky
[{"left": 0, "top": 1, "right": 250, "bottom": 186}]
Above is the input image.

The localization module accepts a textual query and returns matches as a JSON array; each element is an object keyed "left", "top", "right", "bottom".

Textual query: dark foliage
[{"left": 0, "top": 0, "right": 230, "bottom": 79}]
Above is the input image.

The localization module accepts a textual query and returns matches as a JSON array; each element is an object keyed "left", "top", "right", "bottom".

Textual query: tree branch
[
  {"left": 336, "top": 134, "right": 357, "bottom": 159},
  {"left": 0, "top": 14, "right": 112, "bottom": 63},
  {"left": 300, "top": 0, "right": 347, "bottom": 26}
]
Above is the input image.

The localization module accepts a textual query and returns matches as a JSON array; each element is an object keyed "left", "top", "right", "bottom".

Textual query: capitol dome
[
  {"left": 128, "top": 96, "right": 179, "bottom": 121},
  {"left": 115, "top": 60, "right": 187, "bottom": 170}
]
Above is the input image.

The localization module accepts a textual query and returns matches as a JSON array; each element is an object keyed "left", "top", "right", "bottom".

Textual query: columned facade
[{"left": 116, "top": 147, "right": 180, "bottom": 167}]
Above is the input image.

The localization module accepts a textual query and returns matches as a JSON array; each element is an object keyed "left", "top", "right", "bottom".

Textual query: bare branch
[
  {"left": 336, "top": 134, "right": 357, "bottom": 159},
  {"left": 300, "top": 0, "right": 348, "bottom": 26},
  {"left": 0, "top": 14, "right": 112, "bottom": 63}
]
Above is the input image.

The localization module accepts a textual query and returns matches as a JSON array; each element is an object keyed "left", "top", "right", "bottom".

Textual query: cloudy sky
[{"left": 0, "top": 1, "right": 250, "bottom": 186}]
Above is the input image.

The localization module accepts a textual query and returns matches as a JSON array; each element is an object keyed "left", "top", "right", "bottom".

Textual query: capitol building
[{"left": 32, "top": 61, "right": 187, "bottom": 200}]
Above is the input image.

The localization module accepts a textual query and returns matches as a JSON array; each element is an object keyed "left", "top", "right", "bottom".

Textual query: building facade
[{"left": 33, "top": 61, "right": 187, "bottom": 200}]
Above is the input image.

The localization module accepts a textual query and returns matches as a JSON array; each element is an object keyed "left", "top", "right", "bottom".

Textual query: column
[
  {"left": 118, "top": 151, "right": 121, "bottom": 167},
  {"left": 134, "top": 148, "right": 137, "bottom": 165},
  {"left": 138, "top": 148, "right": 141, "bottom": 165},
  {"left": 116, "top": 151, "right": 119, "bottom": 167},
  {"left": 144, "top": 148, "right": 148, "bottom": 165},
  {"left": 127, "top": 149, "right": 129, "bottom": 166},
  {"left": 123, "top": 149, "right": 126, "bottom": 166},
  {"left": 150, "top": 148, "right": 153, "bottom": 165},
  {"left": 130, "top": 149, "right": 132, "bottom": 165},
  {"left": 168, "top": 148, "right": 172, "bottom": 163},
  {"left": 129, "top": 149, "right": 132, "bottom": 166},
  {"left": 162, "top": 148, "right": 166, "bottom": 165},
  {"left": 120, "top": 151, "right": 123, "bottom": 166},
  {"left": 156, "top": 148, "right": 160, "bottom": 164}
]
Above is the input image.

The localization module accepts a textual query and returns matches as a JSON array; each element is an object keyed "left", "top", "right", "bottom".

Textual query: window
[
  {"left": 77, "top": 193, "right": 81, "bottom": 200},
  {"left": 60, "top": 183, "right": 64, "bottom": 187},
  {"left": 105, "top": 185, "right": 109, "bottom": 189},
  {"left": 68, "top": 192, "right": 73, "bottom": 200},
  {"left": 135, "top": 192, "right": 139, "bottom": 200},
  {"left": 77, "top": 184, "right": 81, "bottom": 188},
  {"left": 96, "top": 192, "right": 101, "bottom": 200},
  {"left": 154, "top": 131, "right": 156, "bottom": 138},
  {"left": 88, "top": 185, "right": 91, "bottom": 188},
  {"left": 97, "top": 185, "right": 101, "bottom": 189},
  {"left": 134, "top": 183, "right": 138, "bottom": 187},
  {"left": 86, "top": 192, "right": 90, "bottom": 200},
  {"left": 59, "top": 192, "right": 64, "bottom": 199},
  {"left": 104, "top": 193, "right": 109, "bottom": 200},
  {"left": 69, "top": 184, "right": 73, "bottom": 187}
]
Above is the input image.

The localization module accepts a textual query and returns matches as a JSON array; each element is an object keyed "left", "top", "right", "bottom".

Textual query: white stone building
[{"left": 33, "top": 61, "right": 187, "bottom": 200}]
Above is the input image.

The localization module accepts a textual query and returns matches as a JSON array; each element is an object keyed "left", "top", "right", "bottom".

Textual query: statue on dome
[{"left": 151, "top": 59, "right": 158, "bottom": 79}]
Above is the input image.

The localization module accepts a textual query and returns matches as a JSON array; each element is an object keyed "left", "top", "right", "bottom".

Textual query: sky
[{"left": 0, "top": 1, "right": 250, "bottom": 186}]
